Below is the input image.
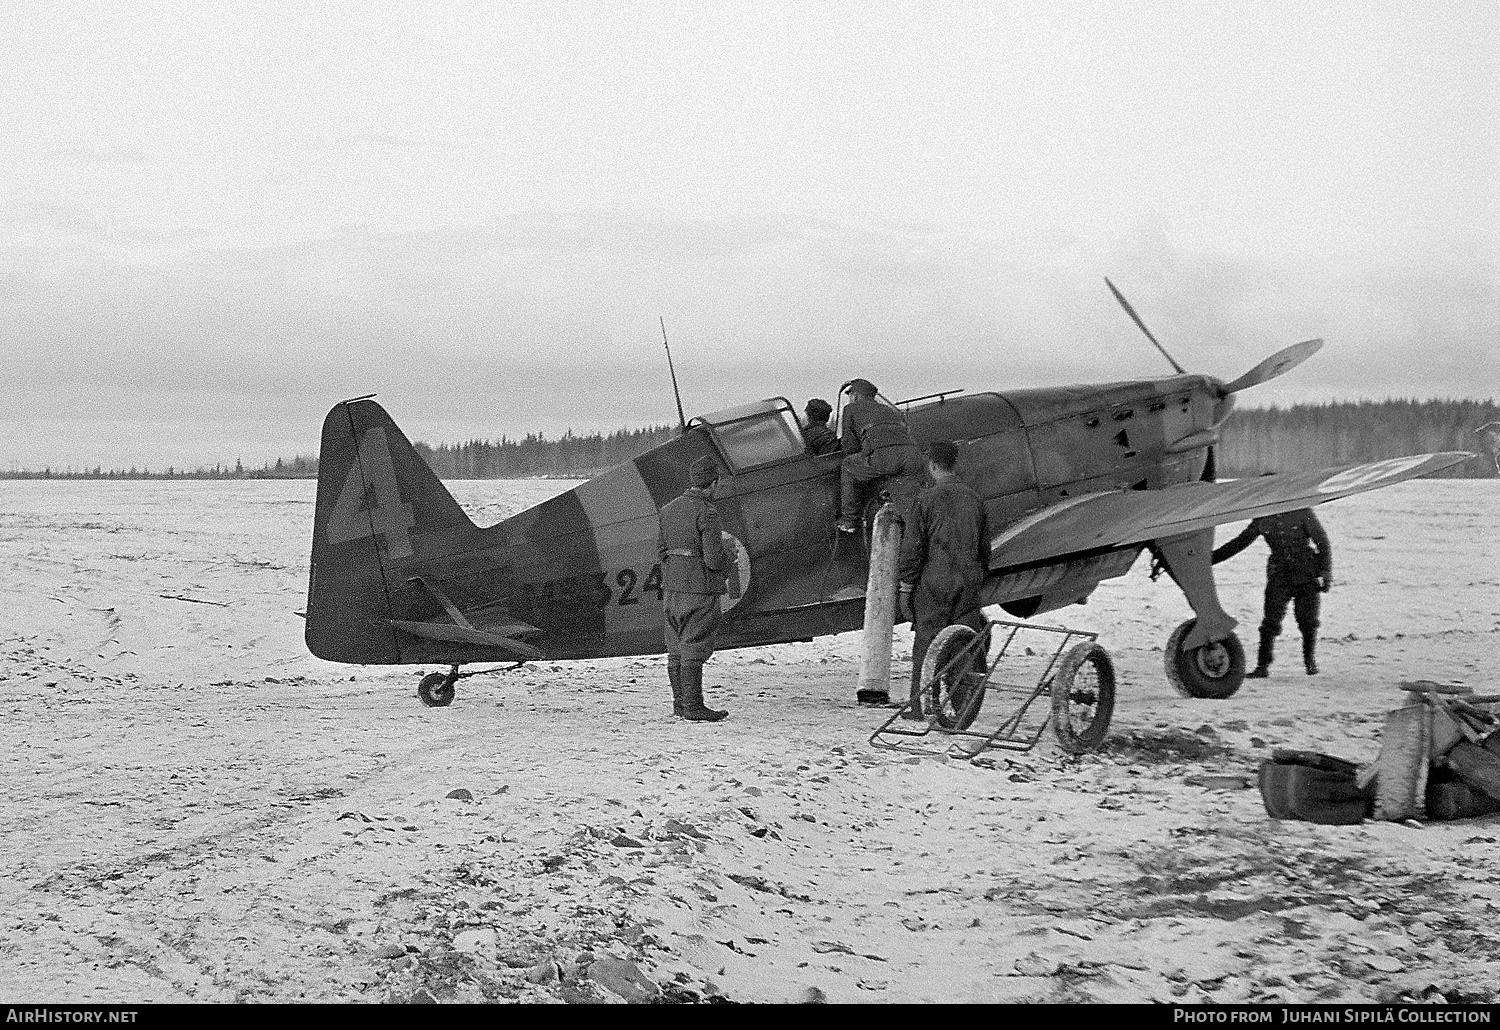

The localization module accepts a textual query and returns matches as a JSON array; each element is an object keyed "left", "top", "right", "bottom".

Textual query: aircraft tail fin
[{"left": 305, "top": 398, "right": 475, "bottom": 663}]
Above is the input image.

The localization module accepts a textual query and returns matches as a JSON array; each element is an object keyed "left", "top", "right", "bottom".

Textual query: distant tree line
[
  {"left": 1, "top": 455, "right": 319, "bottom": 481},
  {"left": 1217, "top": 399, "right": 1498, "bottom": 479},
  {"left": 412, "top": 426, "right": 677, "bottom": 479},
  {"left": 4, "top": 400, "right": 1494, "bottom": 480},
  {"left": 0, "top": 426, "right": 678, "bottom": 481}
]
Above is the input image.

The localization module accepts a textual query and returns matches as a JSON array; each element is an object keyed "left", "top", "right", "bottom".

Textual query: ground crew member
[
  {"left": 897, "top": 441, "right": 991, "bottom": 719},
  {"left": 657, "top": 455, "right": 734, "bottom": 721},
  {"left": 1212, "top": 504, "right": 1333, "bottom": 676},
  {"left": 801, "top": 398, "right": 839, "bottom": 456},
  {"left": 836, "top": 378, "right": 928, "bottom": 534}
]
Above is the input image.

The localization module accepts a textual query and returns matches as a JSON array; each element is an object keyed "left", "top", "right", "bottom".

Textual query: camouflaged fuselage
[{"left": 305, "top": 375, "right": 1222, "bottom": 666}]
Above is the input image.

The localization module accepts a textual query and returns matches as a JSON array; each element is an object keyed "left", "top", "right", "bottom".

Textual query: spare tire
[{"left": 1258, "top": 752, "right": 1369, "bottom": 825}]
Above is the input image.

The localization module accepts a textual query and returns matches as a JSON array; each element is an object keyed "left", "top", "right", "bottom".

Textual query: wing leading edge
[{"left": 991, "top": 452, "right": 1473, "bottom": 568}]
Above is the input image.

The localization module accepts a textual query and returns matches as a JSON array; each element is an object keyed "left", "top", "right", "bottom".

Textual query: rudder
[{"left": 305, "top": 398, "right": 475, "bottom": 664}]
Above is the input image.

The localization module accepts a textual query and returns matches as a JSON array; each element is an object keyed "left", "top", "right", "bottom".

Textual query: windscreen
[{"left": 712, "top": 405, "right": 805, "bottom": 471}]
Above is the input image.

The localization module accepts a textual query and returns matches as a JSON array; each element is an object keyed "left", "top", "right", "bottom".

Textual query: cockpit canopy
[{"left": 689, "top": 398, "right": 806, "bottom": 474}]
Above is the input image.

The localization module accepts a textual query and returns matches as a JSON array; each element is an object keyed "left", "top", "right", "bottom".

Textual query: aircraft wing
[{"left": 991, "top": 452, "right": 1472, "bottom": 568}]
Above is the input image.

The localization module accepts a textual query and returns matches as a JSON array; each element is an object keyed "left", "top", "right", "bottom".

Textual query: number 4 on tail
[{"left": 325, "top": 426, "right": 417, "bottom": 559}]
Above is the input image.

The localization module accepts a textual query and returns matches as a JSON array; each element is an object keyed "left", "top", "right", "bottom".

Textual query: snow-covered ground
[{"left": 1, "top": 478, "right": 1496, "bottom": 1003}]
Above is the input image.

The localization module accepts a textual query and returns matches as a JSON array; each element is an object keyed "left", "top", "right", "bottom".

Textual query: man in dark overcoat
[
  {"left": 1212, "top": 505, "right": 1333, "bottom": 676},
  {"left": 897, "top": 440, "right": 991, "bottom": 718}
]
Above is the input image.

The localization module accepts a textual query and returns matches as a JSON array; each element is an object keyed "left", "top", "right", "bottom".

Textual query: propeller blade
[
  {"left": 1105, "top": 277, "right": 1185, "bottom": 374},
  {"left": 1220, "top": 338, "right": 1324, "bottom": 394}
]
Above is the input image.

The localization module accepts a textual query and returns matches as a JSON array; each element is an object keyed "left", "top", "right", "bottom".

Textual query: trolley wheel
[
  {"left": 920, "top": 624, "right": 987, "bottom": 732},
  {"left": 1050, "top": 642, "right": 1116, "bottom": 754},
  {"left": 1164, "top": 619, "right": 1245, "bottom": 699},
  {"left": 418, "top": 671, "right": 456, "bottom": 708}
]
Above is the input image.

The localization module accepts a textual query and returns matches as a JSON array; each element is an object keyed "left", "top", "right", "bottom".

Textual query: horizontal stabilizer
[
  {"left": 387, "top": 619, "right": 546, "bottom": 660},
  {"left": 992, "top": 452, "right": 1473, "bottom": 568}
]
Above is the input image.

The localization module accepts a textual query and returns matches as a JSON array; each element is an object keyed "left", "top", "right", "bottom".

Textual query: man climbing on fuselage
[{"left": 836, "top": 379, "right": 928, "bottom": 534}]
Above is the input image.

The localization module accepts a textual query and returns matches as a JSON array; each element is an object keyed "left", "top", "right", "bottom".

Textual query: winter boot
[
  {"left": 902, "top": 686, "right": 926, "bottom": 721},
  {"left": 680, "top": 663, "right": 727, "bottom": 722},
  {"left": 668, "top": 655, "right": 684, "bottom": 717},
  {"left": 1302, "top": 636, "right": 1319, "bottom": 676},
  {"left": 900, "top": 663, "right": 926, "bottom": 720},
  {"left": 1247, "top": 631, "right": 1274, "bottom": 678}
]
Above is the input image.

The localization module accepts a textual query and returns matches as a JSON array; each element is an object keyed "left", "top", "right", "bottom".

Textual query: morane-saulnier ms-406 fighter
[{"left": 303, "top": 284, "right": 1470, "bottom": 707}]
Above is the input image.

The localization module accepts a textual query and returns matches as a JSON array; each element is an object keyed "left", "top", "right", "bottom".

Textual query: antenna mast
[{"left": 660, "top": 316, "right": 687, "bottom": 432}]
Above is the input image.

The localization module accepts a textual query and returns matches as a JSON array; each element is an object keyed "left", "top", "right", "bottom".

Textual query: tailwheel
[
  {"left": 920, "top": 624, "right": 988, "bottom": 731},
  {"left": 418, "top": 666, "right": 458, "bottom": 707},
  {"left": 1164, "top": 619, "right": 1245, "bottom": 699},
  {"left": 1050, "top": 642, "right": 1116, "bottom": 754}
]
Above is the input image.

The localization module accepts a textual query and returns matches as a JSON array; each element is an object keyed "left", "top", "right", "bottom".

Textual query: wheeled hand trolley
[{"left": 870, "top": 618, "right": 1116, "bottom": 760}]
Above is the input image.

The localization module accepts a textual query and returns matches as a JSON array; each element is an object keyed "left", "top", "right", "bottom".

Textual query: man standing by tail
[
  {"left": 1212, "top": 502, "right": 1333, "bottom": 677},
  {"left": 897, "top": 441, "right": 991, "bottom": 719},
  {"left": 657, "top": 455, "right": 734, "bottom": 721}
]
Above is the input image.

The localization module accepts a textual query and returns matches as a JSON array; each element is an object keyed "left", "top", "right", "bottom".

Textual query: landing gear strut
[{"left": 415, "top": 660, "right": 529, "bottom": 707}]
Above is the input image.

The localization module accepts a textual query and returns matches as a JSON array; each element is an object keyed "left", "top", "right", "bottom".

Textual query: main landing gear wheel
[
  {"left": 920, "top": 624, "right": 987, "bottom": 732},
  {"left": 1050, "top": 642, "right": 1116, "bottom": 754},
  {"left": 1164, "top": 619, "right": 1245, "bottom": 699},
  {"left": 418, "top": 670, "right": 457, "bottom": 707}
]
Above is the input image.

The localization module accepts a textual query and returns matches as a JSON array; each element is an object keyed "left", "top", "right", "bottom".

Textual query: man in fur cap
[{"left": 656, "top": 455, "right": 736, "bottom": 721}]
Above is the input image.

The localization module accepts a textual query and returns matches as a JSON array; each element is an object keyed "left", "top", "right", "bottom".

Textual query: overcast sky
[{"left": 3, "top": 1, "right": 1495, "bottom": 470}]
